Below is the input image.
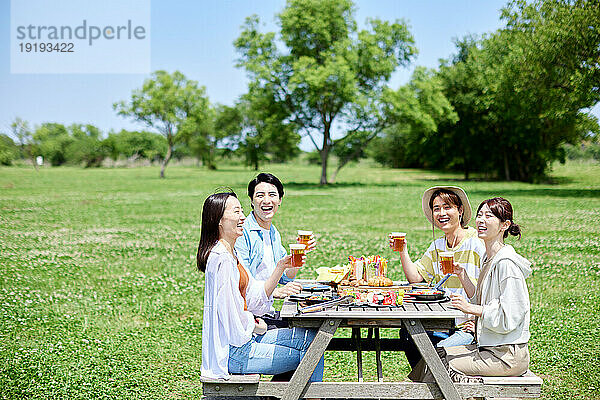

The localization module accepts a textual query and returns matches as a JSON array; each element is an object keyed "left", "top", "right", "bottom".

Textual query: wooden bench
[{"left": 200, "top": 370, "right": 542, "bottom": 399}]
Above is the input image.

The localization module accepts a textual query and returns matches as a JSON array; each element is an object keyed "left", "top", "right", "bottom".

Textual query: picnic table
[{"left": 201, "top": 283, "right": 542, "bottom": 400}]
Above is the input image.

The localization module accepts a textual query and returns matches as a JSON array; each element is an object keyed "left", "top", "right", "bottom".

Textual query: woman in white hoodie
[{"left": 409, "top": 197, "right": 532, "bottom": 382}]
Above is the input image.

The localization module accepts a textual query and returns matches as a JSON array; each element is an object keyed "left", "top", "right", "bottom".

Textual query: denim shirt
[{"left": 234, "top": 212, "right": 291, "bottom": 285}]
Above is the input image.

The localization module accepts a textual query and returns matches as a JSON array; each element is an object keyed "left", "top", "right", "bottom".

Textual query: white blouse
[{"left": 201, "top": 241, "right": 274, "bottom": 379}]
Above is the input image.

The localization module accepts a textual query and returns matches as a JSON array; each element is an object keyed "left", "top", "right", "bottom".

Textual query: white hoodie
[{"left": 470, "top": 244, "right": 532, "bottom": 347}]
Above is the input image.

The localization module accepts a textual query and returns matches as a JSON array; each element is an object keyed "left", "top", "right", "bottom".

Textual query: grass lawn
[{"left": 1, "top": 160, "right": 599, "bottom": 399}]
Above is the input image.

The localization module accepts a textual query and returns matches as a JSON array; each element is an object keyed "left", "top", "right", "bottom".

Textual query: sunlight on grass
[{"left": 1, "top": 160, "right": 599, "bottom": 399}]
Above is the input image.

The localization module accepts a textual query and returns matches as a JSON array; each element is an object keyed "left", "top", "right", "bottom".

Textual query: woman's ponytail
[{"left": 506, "top": 222, "right": 521, "bottom": 240}]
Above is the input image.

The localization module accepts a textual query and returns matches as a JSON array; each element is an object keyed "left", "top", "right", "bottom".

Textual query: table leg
[
  {"left": 352, "top": 327, "right": 363, "bottom": 382},
  {"left": 403, "top": 319, "right": 461, "bottom": 400},
  {"left": 282, "top": 318, "right": 341, "bottom": 400},
  {"left": 374, "top": 328, "right": 383, "bottom": 382}
]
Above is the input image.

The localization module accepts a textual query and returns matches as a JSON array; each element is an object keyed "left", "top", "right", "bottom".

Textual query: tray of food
[
  {"left": 290, "top": 293, "right": 338, "bottom": 305},
  {"left": 338, "top": 286, "right": 406, "bottom": 306},
  {"left": 405, "top": 288, "right": 446, "bottom": 301},
  {"left": 301, "top": 283, "right": 332, "bottom": 292}
]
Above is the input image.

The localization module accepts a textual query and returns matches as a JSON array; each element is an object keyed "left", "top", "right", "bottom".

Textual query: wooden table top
[{"left": 280, "top": 298, "right": 463, "bottom": 320}]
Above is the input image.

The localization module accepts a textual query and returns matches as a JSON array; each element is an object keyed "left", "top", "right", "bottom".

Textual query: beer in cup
[
  {"left": 439, "top": 251, "right": 454, "bottom": 274},
  {"left": 290, "top": 244, "right": 306, "bottom": 268},
  {"left": 390, "top": 232, "right": 406, "bottom": 252},
  {"left": 297, "top": 230, "right": 313, "bottom": 246}
]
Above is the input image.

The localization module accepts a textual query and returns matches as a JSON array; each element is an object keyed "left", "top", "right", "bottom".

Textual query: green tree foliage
[
  {"left": 64, "top": 124, "right": 109, "bottom": 167},
  {"left": 235, "top": 0, "right": 416, "bottom": 183},
  {"left": 0, "top": 134, "right": 19, "bottom": 165},
  {"left": 330, "top": 129, "right": 384, "bottom": 182},
  {"left": 10, "top": 117, "right": 36, "bottom": 169},
  {"left": 242, "top": 91, "right": 302, "bottom": 166},
  {"left": 182, "top": 106, "right": 218, "bottom": 169},
  {"left": 30, "top": 123, "right": 108, "bottom": 167},
  {"left": 368, "top": 67, "right": 458, "bottom": 169},
  {"left": 32, "top": 123, "right": 72, "bottom": 166},
  {"left": 438, "top": 0, "right": 600, "bottom": 181},
  {"left": 113, "top": 70, "right": 212, "bottom": 177},
  {"left": 563, "top": 142, "right": 600, "bottom": 161},
  {"left": 104, "top": 129, "right": 168, "bottom": 161},
  {"left": 208, "top": 98, "right": 301, "bottom": 171}
]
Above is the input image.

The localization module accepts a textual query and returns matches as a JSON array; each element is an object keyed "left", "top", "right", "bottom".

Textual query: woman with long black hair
[{"left": 197, "top": 191, "right": 323, "bottom": 381}]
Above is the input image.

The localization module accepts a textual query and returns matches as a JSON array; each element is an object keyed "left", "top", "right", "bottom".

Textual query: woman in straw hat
[{"left": 394, "top": 186, "right": 485, "bottom": 367}]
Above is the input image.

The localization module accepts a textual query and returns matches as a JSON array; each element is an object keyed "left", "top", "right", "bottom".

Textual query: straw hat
[{"left": 422, "top": 186, "right": 472, "bottom": 228}]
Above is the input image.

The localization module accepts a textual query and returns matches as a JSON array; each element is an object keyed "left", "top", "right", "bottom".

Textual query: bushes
[
  {"left": 104, "top": 130, "right": 167, "bottom": 161},
  {"left": 563, "top": 142, "right": 600, "bottom": 161},
  {"left": 0, "top": 134, "right": 19, "bottom": 165}
]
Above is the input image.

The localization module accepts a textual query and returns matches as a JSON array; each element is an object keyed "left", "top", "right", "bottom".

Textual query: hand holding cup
[
  {"left": 449, "top": 293, "right": 470, "bottom": 313},
  {"left": 452, "top": 261, "right": 466, "bottom": 279},
  {"left": 273, "top": 281, "right": 303, "bottom": 298},
  {"left": 439, "top": 251, "right": 454, "bottom": 274},
  {"left": 297, "top": 230, "right": 316, "bottom": 253},
  {"left": 276, "top": 255, "right": 293, "bottom": 271},
  {"left": 389, "top": 232, "right": 407, "bottom": 252},
  {"left": 289, "top": 243, "right": 307, "bottom": 268}
]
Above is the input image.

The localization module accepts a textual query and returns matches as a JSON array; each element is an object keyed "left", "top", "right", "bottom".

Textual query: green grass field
[{"left": 1, "top": 160, "right": 599, "bottom": 399}]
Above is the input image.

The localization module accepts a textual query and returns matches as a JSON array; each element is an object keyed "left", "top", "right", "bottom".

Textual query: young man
[{"left": 235, "top": 173, "right": 316, "bottom": 316}]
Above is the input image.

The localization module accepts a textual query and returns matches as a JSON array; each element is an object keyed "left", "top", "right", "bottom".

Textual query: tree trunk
[
  {"left": 26, "top": 146, "right": 38, "bottom": 171},
  {"left": 330, "top": 165, "right": 341, "bottom": 184},
  {"left": 160, "top": 143, "right": 173, "bottom": 178},
  {"left": 319, "top": 125, "right": 330, "bottom": 185},
  {"left": 503, "top": 148, "right": 511, "bottom": 181},
  {"left": 319, "top": 148, "right": 329, "bottom": 185}
]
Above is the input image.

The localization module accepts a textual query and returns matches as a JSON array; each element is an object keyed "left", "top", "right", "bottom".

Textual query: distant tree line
[
  {"left": 2, "top": 0, "right": 598, "bottom": 182},
  {"left": 0, "top": 119, "right": 171, "bottom": 167},
  {"left": 370, "top": 0, "right": 600, "bottom": 181}
]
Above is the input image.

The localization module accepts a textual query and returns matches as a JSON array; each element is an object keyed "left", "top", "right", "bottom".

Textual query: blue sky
[{"left": 1, "top": 0, "right": 598, "bottom": 150}]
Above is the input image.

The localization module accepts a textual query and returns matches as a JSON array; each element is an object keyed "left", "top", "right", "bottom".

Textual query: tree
[
  {"left": 10, "top": 117, "right": 36, "bottom": 169},
  {"left": 437, "top": 0, "right": 600, "bottom": 181},
  {"left": 236, "top": 88, "right": 301, "bottom": 170},
  {"left": 180, "top": 105, "right": 218, "bottom": 169},
  {"left": 104, "top": 129, "right": 167, "bottom": 161},
  {"left": 235, "top": 0, "right": 416, "bottom": 183},
  {"left": 368, "top": 67, "right": 458, "bottom": 170},
  {"left": 0, "top": 134, "right": 19, "bottom": 166},
  {"left": 65, "top": 124, "right": 109, "bottom": 167},
  {"left": 436, "top": 36, "right": 495, "bottom": 179},
  {"left": 114, "top": 70, "right": 212, "bottom": 178},
  {"left": 32, "top": 123, "right": 73, "bottom": 166}
]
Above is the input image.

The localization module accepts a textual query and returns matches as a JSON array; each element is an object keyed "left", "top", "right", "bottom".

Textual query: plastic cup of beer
[
  {"left": 390, "top": 232, "right": 406, "bottom": 252},
  {"left": 297, "top": 230, "right": 313, "bottom": 246},
  {"left": 290, "top": 244, "right": 306, "bottom": 268},
  {"left": 439, "top": 251, "right": 454, "bottom": 274}
]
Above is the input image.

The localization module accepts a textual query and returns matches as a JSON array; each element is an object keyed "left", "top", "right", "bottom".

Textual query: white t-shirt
[{"left": 255, "top": 228, "right": 276, "bottom": 281}]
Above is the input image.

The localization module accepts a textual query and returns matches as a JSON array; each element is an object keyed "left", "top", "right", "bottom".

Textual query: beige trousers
[{"left": 409, "top": 343, "right": 529, "bottom": 383}]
